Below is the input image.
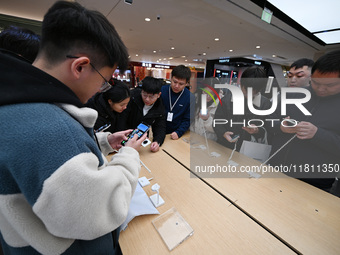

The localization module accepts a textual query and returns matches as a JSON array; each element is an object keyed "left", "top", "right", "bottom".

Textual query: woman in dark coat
[{"left": 85, "top": 79, "right": 130, "bottom": 133}]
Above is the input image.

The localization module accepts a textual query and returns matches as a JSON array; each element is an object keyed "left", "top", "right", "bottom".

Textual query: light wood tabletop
[
  {"left": 160, "top": 132, "right": 340, "bottom": 255},
  {"left": 116, "top": 148, "right": 294, "bottom": 254}
]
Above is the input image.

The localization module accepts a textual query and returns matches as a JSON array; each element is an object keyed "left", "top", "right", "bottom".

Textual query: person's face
[
  {"left": 170, "top": 76, "right": 188, "bottom": 93},
  {"left": 287, "top": 65, "right": 312, "bottom": 87},
  {"left": 87, "top": 66, "right": 115, "bottom": 100},
  {"left": 109, "top": 97, "right": 130, "bottom": 113},
  {"left": 141, "top": 90, "right": 161, "bottom": 106},
  {"left": 66, "top": 55, "right": 116, "bottom": 103},
  {"left": 311, "top": 71, "right": 340, "bottom": 97}
]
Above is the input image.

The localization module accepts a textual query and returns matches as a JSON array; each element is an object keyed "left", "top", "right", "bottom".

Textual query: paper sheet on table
[{"left": 120, "top": 183, "right": 159, "bottom": 231}]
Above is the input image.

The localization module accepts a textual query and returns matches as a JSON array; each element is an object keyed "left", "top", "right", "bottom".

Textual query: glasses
[
  {"left": 66, "top": 55, "right": 112, "bottom": 92},
  {"left": 141, "top": 91, "right": 158, "bottom": 100}
]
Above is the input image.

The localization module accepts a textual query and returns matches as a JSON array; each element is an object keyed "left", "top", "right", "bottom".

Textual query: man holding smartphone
[
  {"left": 269, "top": 50, "right": 340, "bottom": 192},
  {"left": 0, "top": 1, "right": 146, "bottom": 254}
]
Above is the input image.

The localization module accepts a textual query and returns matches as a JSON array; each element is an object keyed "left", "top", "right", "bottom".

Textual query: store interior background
[{"left": 1, "top": 0, "right": 339, "bottom": 92}]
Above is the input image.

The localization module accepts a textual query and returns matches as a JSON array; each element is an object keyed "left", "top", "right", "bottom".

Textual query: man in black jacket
[
  {"left": 213, "top": 66, "right": 272, "bottom": 151},
  {"left": 123, "top": 76, "right": 166, "bottom": 152},
  {"left": 269, "top": 50, "right": 340, "bottom": 191}
]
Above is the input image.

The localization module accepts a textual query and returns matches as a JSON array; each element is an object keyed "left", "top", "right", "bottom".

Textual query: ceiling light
[
  {"left": 203, "top": 53, "right": 206, "bottom": 55},
  {"left": 145, "top": 18, "right": 151, "bottom": 22},
  {"left": 214, "top": 38, "right": 220, "bottom": 41},
  {"left": 153, "top": 50, "right": 157, "bottom": 53},
  {"left": 181, "top": 56, "right": 186, "bottom": 58},
  {"left": 256, "top": 45, "right": 261, "bottom": 49},
  {"left": 171, "top": 47, "right": 175, "bottom": 50},
  {"left": 229, "top": 49, "right": 233, "bottom": 52},
  {"left": 272, "top": 54, "right": 277, "bottom": 57},
  {"left": 136, "top": 54, "right": 139, "bottom": 56}
]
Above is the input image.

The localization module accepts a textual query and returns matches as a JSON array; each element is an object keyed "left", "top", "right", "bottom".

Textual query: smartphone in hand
[{"left": 121, "top": 123, "right": 150, "bottom": 146}]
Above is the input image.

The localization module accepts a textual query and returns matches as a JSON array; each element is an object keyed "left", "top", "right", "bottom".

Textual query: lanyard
[{"left": 169, "top": 86, "right": 184, "bottom": 112}]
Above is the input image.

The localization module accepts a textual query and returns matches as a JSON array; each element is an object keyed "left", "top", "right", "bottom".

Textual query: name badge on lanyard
[
  {"left": 167, "top": 112, "right": 173, "bottom": 122},
  {"left": 168, "top": 86, "right": 184, "bottom": 122}
]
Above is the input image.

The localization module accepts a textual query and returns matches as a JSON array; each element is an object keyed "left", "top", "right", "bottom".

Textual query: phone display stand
[
  {"left": 152, "top": 207, "right": 194, "bottom": 251},
  {"left": 138, "top": 176, "right": 150, "bottom": 187},
  {"left": 150, "top": 194, "right": 165, "bottom": 207},
  {"left": 149, "top": 183, "right": 164, "bottom": 208}
]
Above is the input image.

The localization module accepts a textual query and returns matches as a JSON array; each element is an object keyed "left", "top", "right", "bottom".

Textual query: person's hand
[
  {"left": 223, "top": 131, "right": 238, "bottom": 143},
  {"left": 242, "top": 124, "right": 259, "bottom": 135},
  {"left": 150, "top": 142, "right": 160, "bottom": 152},
  {"left": 107, "top": 129, "right": 133, "bottom": 150},
  {"left": 125, "top": 132, "right": 148, "bottom": 151},
  {"left": 170, "top": 132, "right": 179, "bottom": 140},
  {"left": 199, "top": 112, "right": 210, "bottom": 120},
  {"left": 295, "top": 121, "right": 318, "bottom": 139},
  {"left": 280, "top": 117, "right": 299, "bottom": 134}
]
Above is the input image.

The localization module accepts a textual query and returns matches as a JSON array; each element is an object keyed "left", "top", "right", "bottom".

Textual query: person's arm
[
  {"left": 173, "top": 92, "right": 195, "bottom": 138},
  {"left": 295, "top": 122, "right": 340, "bottom": 158},
  {"left": 14, "top": 110, "right": 145, "bottom": 240},
  {"left": 150, "top": 113, "right": 166, "bottom": 146}
]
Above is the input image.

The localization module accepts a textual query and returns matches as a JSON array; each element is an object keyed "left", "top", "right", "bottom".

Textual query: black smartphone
[
  {"left": 284, "top": 119, "right": 299, "bottom": 127},
  {"left": 95, "top": 123, "right": 111, "bottom": 133},
  {"left": 230, "top": 134, "right": 240, "bottom": 142},
  {"left": 121, "top": 123, "right": 150, "bottom": 146}
]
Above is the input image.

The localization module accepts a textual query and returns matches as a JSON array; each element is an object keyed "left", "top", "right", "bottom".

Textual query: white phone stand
[
  {"left": 150, "top": 183, "right": 165, "bottom": 208},
  {"left": 138, "top": 176, "right": 150, "bottom": 187}
]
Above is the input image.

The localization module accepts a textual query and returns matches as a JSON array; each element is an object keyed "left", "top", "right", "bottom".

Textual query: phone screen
[{"left": 121, "top": 123, "right": 150, "bottom": 146}]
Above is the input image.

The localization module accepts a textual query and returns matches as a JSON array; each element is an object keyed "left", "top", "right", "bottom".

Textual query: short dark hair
[
  {"left": 240, "top": 66, "right": 267, "bottom": 93},
  {"left": 171, "top": 65, "right": 191, "bottom": 83},
  {"left": 141, "top": 76, "right": 162, "bottom": 94},
  {"left": 40, "top": 1, "right": 128, "bottom": 70},
  {"left": 312, "top": 50, "right": 340, "bottom": 77},
  {"left": 0, "top": 25, "right": 40, "bottom": 63},
  {"left": 103, "top": 79, "right": 130, "bottom": 103},
  {"left": 290, "top": 58, "right": 314, "bottom": 69}
]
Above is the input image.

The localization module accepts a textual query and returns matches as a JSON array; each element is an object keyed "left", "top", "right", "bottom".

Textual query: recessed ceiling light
[
  {"left": 169, "top": 57, "right": 173, "bottom": 59},
  {"left": 256, "top": 45, "right": 261, "bottom": 49},
  {"left": 203, "top": 53, "right": 206, "bottom": 55},
  {"left": 136, "top": 54, "right": 139, "bottom": 56},
  {"left": 145, "top": 18, "right": 151, "bottom": 22},
  {"left": 214, "top": 38, "right": 219, "bottom": 41},
  {"left": 171, "top": 47, "right": 175, "bottom": 50},
  {"left": 153, "top": 50, "right": 157, "bottom": 53},
  {"left": 185, "top": 59, "right": 188, "bottom": 61},
  {"left": 272, "top": 54, "right": 277, "bottom": 57},
  {"left": 229, "top": 49, "right": 233, "bottom": 52},
  {"left": 181, "top": 56, "right": 186, "bottom": 58}
]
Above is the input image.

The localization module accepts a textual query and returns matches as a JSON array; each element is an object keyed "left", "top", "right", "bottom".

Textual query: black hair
[
  {"left": 290, "top": 58, "right": 314, "bottom": 69},
  {"left": 312, "top": 50, "right": 340, "bottom": 77},
  {"left": 40, "top": 1, "right": 128, "bottom": 70},
  {"left": 103, "top": 79, "right": 130, "bottom": 103},
  {"left": 171, "top": 65, "right": 191, "bottom": 83},
  {"left": 0, "top": 25, "right": 40, "bottom": 63},
  {"left": 141, "top": 76, "right": 162, "bottom": 94},
  {"left": 240, "top": 66, "right": 267, "bottom": 93}
]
